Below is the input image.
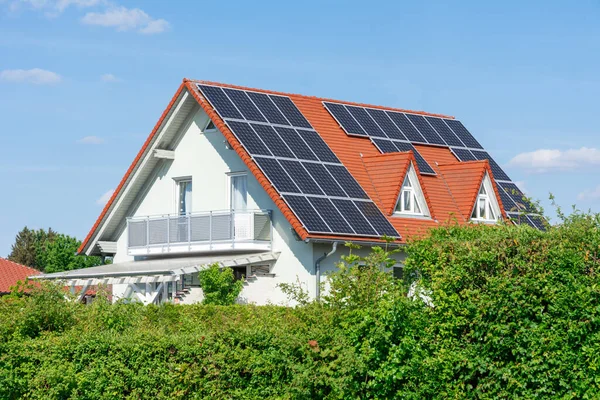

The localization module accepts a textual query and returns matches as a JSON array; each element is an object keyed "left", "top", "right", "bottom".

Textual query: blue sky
[{"left": 0, "top": 0, "right": 599, "bottom": 256}]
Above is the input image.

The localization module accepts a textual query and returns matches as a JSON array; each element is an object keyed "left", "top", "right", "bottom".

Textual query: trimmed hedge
[{"left": 2, "top": 211, "right": 600, "bottom": 399}]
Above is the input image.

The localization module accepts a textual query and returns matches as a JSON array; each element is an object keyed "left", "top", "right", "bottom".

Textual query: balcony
[{"left": 127, "top": 209, "right": 272, "bottom": 256}]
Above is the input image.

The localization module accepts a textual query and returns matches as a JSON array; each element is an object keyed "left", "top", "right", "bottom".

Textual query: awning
[{"left": 32, "top": 252, "right": 280, "bottom": 286}]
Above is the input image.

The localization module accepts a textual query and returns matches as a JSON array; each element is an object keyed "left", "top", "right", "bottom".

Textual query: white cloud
[
  {"left": 513, "top": 180, "right": 528, "bottom": 195},
  {"left": 77, "top": 135, "right": 104, "bottom": 144},
  {"left": 508, "top": 147, "right": 600, "bottom": 173},
  {"left": 96, "top": 189, "right": 114, "bottom": 206},
  {"left": 81, "top": 6, "right": 169, "bottom": 34},
  {"left": 578, "top": 186, "right": 600, "bottom": 201},
  {"left": 100, "top": 73, "right": 119, "bottom": 82},
  {"left": 0, "top": 68, "right": 61, "bottom": 84}
]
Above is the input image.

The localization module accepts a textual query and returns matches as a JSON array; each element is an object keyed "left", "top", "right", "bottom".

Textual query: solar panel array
[
  {"left": 322, "top": 101, "right": 545, "bottom": 230},
  {"left": 197, "top": 84, "right": 399, "bottom": 239}
]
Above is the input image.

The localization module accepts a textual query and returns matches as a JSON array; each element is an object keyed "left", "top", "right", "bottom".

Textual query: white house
[{"left": 35, "top": 79, "right": 541, "bottom": 305}]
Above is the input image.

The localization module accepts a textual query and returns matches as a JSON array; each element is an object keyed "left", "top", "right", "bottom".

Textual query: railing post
[
  {"left": 209, "top": 211, "right": 213, "bottom": 250},
  {"left": 146, "top": 217, "right": 150, "bottom": 254},
  {"left": 187, "top": 213, "right": 191, "bottom": 250},
  {"left": 166, "top": 214, "right": 170, "bottom": 252}
]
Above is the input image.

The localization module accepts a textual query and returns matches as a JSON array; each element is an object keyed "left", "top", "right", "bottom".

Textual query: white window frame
[
  {"left": 394, "top": 163, "right": 430, "bottom": 217},
  {"left": 227, "top": 172, "right": 248, "bottom": 210},
  {"left": 470, "top": 173, "right": 501, "bottom": 224},
  {"left": 203, "top": 119, "right": 217, "bottom": 133},
  {"left": 174, "top": 177, "right": 192, "bottom": 215}
]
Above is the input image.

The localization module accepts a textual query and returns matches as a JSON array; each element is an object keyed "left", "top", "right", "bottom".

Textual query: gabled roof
[
  {"left": 0, "top": 258, "right": 40, "bottom": 293},
  {"left": 79, "top": 79, "right": 526, "bottom": 253}
]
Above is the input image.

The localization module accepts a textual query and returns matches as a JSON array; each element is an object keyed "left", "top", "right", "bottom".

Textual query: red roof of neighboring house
[
  {"left": 0, "top": 258, "right": 40, "bottom": 293},
  {"left": 79, "top": 79, "right": 511, "bottom": 252}
]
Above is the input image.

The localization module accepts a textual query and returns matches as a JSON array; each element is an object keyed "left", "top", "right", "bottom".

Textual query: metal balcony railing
[{"left": 127, "top": 209, "right": 272, "bottom": 254}]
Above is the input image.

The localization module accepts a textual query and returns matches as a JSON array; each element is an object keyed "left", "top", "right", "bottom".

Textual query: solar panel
[
  {"left": 371, "top": 138, "right": 399, "bottom": 154},
  {"left": 325, "top": 164, "right": 369, "bottom": 199},
  {"left": 444, "top": 119, "right": 483, "bottom": 149},
  {"left": 497, "top": 182, "right": 535, "bottom": 212},
  {"left": 323, "top": 102, "right": 367, "bottom": 136},
  {"left": 405, "top": 114, "right": 446, "bottom": 146},
  {"left": 297, "top": 129, "right": 340, "bottom": 163},
  {"left": 246, "top": 92, "right": 290, "bottom": 125},
  {"left": 496, "top": 185, "right": 519, "bottom": 212},
  {"left": 223, "top": 88, "right": 267, "bottom": 123},
  {"left": 253, "top": 157, "right": 300, "bottom": 193},
  {"left": 279, "top": 160, "right": 324, "bottom": 195},
  {"left": 273, "top": 127, "right": 318, "bottom": 161},
  {"left": 387, "top": 112, "right": 427, "bottom": 143},
  {"left": 366, "top": 108, "right": 407, "bottom": 140},
  {"left": 354, "top": 201, "right": 398, "bottom": 237},
  {"left": 302, "top": 162, "right": 347, "bottom": 197},
  {"left": 426, "top": 117, "right": 464, "bottom": 147},
  {"left": 198, "top": 85, "right": 243, "bottom": 119},
  {"left": 346, "top": 105, "right": 387, "bottom": 137},
  {"left": 471, "top": 150, "right": 511, "bottom": 181},
  {"left": 307, "top": 197, "right": 354, "bottom": 234},
  {"left": 451, "top": 147, "right": 476, "bottom": 162},
  {"left": 284, "top": 195, "right": 331, "bottom": 233},
  {"left": 269, "top": 95, "right": 312, "bottom": 128},
  {"left": 527, "top": 215, "right": 547, "bottom": 231},
  {"left": 227, "top": 121, "right": 272, "bottom": 156},
  {"left": 332, "top": 199, "right": 377, "bottom": 236},
  {"left": 250, "top": 124, "right": 294, "bottom": 158}
]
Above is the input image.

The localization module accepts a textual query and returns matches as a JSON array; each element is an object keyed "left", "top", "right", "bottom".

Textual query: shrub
[{"left": 198, "top": 264, "right": 243, "bottom": 305}]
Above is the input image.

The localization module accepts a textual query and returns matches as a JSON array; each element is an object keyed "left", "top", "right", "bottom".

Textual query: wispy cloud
[
  {"left": 508, "top": 147, "right": 600, "bottom": 173},
  {"left": 96, "top": 188, "right": 114, "bottom": 206},
  {"left": 100, "top": 73, "right": 119, "bottom": 82},
  {"left": 578, "top": 186, "right": 600, "bottom": 201},
  {"left": 8, "top": 0, "right": 104, "bottom": 16},
  {"left": 81, "top": 6, "right": 169, "bottom": 34},
  {"left": 0, "top": 68, "right": 61, "bottom": 84},
  {"left": 77, "top": 135, "right": 104, "bottom": 144}
]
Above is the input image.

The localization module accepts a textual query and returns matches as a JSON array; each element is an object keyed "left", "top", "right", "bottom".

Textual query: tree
[
  {"left": 198, "top": 264, "right": 244, "bottom": 305},
  {"left": 7, "top": 227, "right": 103, "bottom": 273}
]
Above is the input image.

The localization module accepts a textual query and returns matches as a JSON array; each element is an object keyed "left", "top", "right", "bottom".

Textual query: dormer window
[
  {"left": 204, "top": 120, "right": 216, "bottom": 132},
  {"left": 471, "top": 172, "right": 501, "bottom": 223},
  {"left": 394, "top": 164, "right": 429, "bottom": 217}
]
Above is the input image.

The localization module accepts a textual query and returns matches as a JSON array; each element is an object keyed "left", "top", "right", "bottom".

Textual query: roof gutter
[
  {"left": 305, "top": 238, "right": 405, "bottom": 248},
  {"left": 314, "top": 241, "right": 338, "bottom": 301}
]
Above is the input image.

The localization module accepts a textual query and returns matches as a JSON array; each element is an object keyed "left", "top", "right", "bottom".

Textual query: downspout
[{"left": 315, "top": 241, "right": 338, "bottom": 301}]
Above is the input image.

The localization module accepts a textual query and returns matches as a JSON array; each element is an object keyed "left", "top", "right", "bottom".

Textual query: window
[
  {"left": 177, "top": 179, "right": 192, "bottom": 215},
  {"left": 204, "top": 120, "right": 216, "bottom": 132},
  {"left": 230, "top": 173, "right": 247, "bottom": 210},
  {"left": 471, "top": 173, "right": 501, "bottom": 223},
  {"left": 394, "top": 164, "right": 429, "bottom": 217}
]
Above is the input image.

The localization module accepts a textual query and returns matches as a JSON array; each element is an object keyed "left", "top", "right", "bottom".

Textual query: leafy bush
[
  {"left": 198, "top": 264, "right": 244, "bottom": 305},
  {"left": 2, "top": 211, "right": 600, "bottom": 398}
]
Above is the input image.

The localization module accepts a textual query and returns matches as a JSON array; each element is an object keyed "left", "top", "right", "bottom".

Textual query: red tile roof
[
  {"left": 79, "top": 79, "right": 509, "bottom": 252},
  {"left": 0, "top": 258, "right": 40, "bottom": 293}
]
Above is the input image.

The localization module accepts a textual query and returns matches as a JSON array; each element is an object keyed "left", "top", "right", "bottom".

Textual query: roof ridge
[{"left": 185, "top": 78, "right": 455, "bottom": 119}]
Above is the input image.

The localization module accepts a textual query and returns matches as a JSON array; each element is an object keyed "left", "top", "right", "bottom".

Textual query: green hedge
[{"left": 2, "top": 211, "right": 600, "bottom": 399}]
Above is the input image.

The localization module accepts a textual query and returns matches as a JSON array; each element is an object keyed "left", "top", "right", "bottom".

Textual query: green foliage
[
  {"left": 198, "top": 264, "right": 244, "bottom": 305},
  {"left": 7, "top": 227, "right": 103, "bottom": 273},
  {"left": 3, "top": 212, "right": 600, "bottom": 398}
]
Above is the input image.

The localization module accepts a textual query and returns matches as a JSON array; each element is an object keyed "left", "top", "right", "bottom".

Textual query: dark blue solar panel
[
  {"left": 302, "top": 162, "right": 346, "bottom": 197},
  {"left": 250, "top": 124, "right": 294, "bottom": 158},
  {"left": 274, "top": 127, "right": 318, "bottom": 161},
  {"left": 279, "top": 160, "right": 324, "bottom": 195},
  {"left": 354, "top": 201, "right": 399, "bottom": 237},
  {"left": 372, "top": 138, "right": 398, "bottom": 154},
  {"left": 227, "top": 121, "right": 272, "bottom": 156},
  {"left": 444, "top": 119, "right": 483, "bottom": 149},
  {"left": 497, "top": 182, "right": 535, "bottom": 213},
  {"left": 405, "top": 114, "right": 446, "bottom": 145},
  {"left": 325, "top": 164, "right": 368, "bottom": 199},
  {"left": 297, "top": 129, "right": 340, "bottom": 163},
  {"left": 386, "top": 112, "right": 427, "bottom": 143},
  {"left": 269, "top": 96, "right": 312, "bottom": 128},
  {"left": 223, "top": 88, "right": 267, "bottom": 122},
  {"left": 366, "top": 108, "right": 407, "bottom": 140},
  {"left": 527, "top": 215, "right": 547, "bottom": 231},
  {"left": 497, "top": 186, "right": 519, "bottom": 213},
  {"left": 393, "top": 141, "right": 436, "bottom": 175},
  {"left": 451, "top": 147, "right": 476, "bottom": 162},
  {"left": 346, "top": 105, "right": 386, "bottom": 138},
  {"left": 426, "top": 117, "right": 464, "bottom": 147},
  {"left": 254, "top": 157, "right": 300, "bottom": 193},
  {"left": 198, "top": 85, "right": 243, "bottom": 120},
  {"left": 246, "top": 91, "right": 290, "bottom": 125},
  {"left": 331, "top": 199, "right": 377, "bottom": 236},
  {"left": 471, "top": 150, "right": 511, "bottom": 181},
  {"left": 284, "top": 195, "right": 331, "bottom": 233},
  {"left": 323, "top": 102, "right": 366, "bottom": 136},
  {"left": 307, "top": 197, "right": 354, "bottom": 234}
]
